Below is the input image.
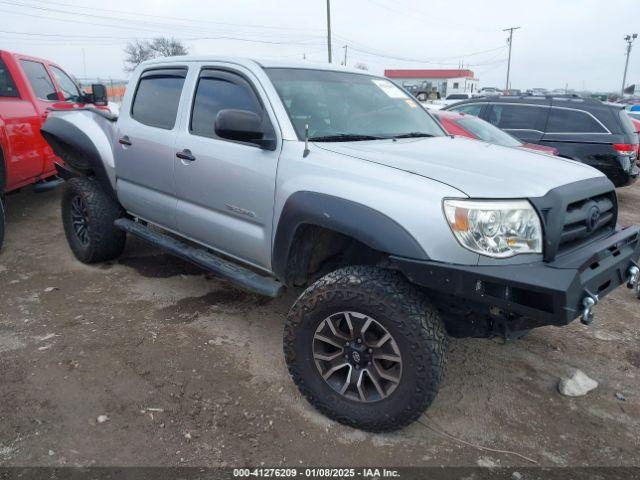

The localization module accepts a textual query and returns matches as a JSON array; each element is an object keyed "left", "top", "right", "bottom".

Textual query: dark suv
[{"left": 444, "top": 96, "right": 639, "bottom": 187}]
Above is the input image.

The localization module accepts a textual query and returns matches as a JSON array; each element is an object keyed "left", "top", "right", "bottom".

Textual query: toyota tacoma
[{"left": 40, "top": 57, "right": 640, "bottom": 432}]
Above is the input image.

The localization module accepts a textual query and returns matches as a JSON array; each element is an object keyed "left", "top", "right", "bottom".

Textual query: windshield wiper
[
  {"left": 390, "top": 132, "right": 435, "bottom": 139},
  {"left": 309, "top": 133, "right": 386, "bottom": 142}
]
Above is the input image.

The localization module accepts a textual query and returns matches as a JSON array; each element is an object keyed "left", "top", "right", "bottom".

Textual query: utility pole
[
  {"left": 621, "top": 33, "right": 638, "bottom": 97},
  {"left": 82, "top": 48, "right": 87, "bottom": 81},
  {"left": 342, "top": 45, "right": 348, "bottom": 66},
  {"left": 326, "top": 0, "right": 332, "bottom": 63},
  {"left": 503, "top": 26, "right": 520, "bottom": 92}
]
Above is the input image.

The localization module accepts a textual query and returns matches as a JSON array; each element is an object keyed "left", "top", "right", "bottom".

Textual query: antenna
[{"left": 303, "top": 123, "right": 310, "bottom": 157}]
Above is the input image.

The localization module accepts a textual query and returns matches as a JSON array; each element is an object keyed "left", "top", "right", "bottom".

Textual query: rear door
[
  {"left": 173, "top": 64, "right": 281, "bottom": 270},
  {"left": 3, "top": 57, "right": 59, "bottom": 184},
  {"left": 484, "top": 103, "right": 549, "bottom": 143},
  {"left": 114, "top": 67, "right": 188, "bottom": 230}
]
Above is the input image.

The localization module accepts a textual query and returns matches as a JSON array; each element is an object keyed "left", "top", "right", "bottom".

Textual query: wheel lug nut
[
  {"left": 367, "top": 361, "right": 371, "bottom": 366},
  {"left": 357, "top": 339, "right": 362, "bottom": 344},
  {"left": 368, "top": 348, "right": 372, "bottom": 353},
  {"left": 344, "top": 354, "right": 348, "bottom": 359},
  {"left": 355, "top": 365, "right": 360, "bottom": 369},
  {"left": 345, "top": 342, "right": 349, "bottom": 346}
]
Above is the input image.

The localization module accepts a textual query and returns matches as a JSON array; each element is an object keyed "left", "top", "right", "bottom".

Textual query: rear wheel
[
  {"left": 61, "top": 177, "right": 126, "bottom": 263},
  {"left": 284, "top": 265, "right": 447, "bottom": 432}
]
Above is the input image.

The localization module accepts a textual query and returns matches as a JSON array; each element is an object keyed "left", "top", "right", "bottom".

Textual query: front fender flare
[{"left": 272, "top": 191, "right": 428, "bottom": 280}]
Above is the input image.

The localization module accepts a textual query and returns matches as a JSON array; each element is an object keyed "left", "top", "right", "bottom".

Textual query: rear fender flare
[
  {"left": 40, "top": 113, "right": 117, "bottom": 199},
  {"left": 272, "top": 191, "right": 428, "bottom": 281}
]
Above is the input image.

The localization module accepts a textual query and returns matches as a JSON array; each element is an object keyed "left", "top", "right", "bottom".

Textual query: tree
[
  {"left": 123, "top": 37, "right": 189, "bottom": 72},
  {"left": 353, "top": 62, "right": 369, "bottom": 71},
  {"left": 149, "top": 37, "right": 189, "bottom": 57}
]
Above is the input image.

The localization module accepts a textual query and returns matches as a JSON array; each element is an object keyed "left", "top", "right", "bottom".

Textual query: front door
[
  {"left": 114, "top": 67, "right": 188, "bottom": 230},
  {"left": 173, "top": 66, "right": 280, "bottom": 270}
]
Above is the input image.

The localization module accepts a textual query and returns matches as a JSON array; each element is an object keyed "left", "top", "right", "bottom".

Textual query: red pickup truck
[{"left": 0, "top": 50, "right": 108, "bottom": 250}]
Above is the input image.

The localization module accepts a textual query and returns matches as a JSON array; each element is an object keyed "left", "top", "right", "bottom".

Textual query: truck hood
[{"left": 315, "top": 136, "right": 604, "bottom": 198}]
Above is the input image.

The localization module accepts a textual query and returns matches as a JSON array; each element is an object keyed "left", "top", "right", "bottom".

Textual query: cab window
[
  {"left": 0, "top": 58, "right": 19, "bottom": 97},
  {"left": 190, "top": 70, "right": 264, "bottom": 140},
  {"left": 20, "top": 59, "right": 58, "bottom": 100},
  {"left": 131, "top": 68, "right": 187, "bottom": 130},
  {"left": 50, "top": 66, "right": 81, "bottom": 101}
]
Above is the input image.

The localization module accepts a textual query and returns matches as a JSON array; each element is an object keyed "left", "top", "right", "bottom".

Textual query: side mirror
[
  {"left": 215, "top": 109, "right": 275, "bottom": 150},
  {"left": 91, "top": 83, "right": 108, "bottom": 106}
]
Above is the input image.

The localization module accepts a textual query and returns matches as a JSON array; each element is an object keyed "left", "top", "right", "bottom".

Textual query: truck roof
[{"left": 137, "top": 55, "right": 373, "bottom": 75}]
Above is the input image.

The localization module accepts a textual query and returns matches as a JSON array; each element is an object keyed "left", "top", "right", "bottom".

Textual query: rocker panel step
[{"left": 114, "top": 218, "right": 284, "bottom": 298}]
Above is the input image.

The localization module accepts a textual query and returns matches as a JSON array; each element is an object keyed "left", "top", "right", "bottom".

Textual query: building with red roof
[{"left": 384, "top": 69, "right": 479, "bottom": 97}]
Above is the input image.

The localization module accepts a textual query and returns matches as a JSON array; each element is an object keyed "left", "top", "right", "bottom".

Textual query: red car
[
  {"left": 431, "top": 110, "right": 559, "bottom": 156},
  {"left": 0, "top": 50, "right": 108, "bottom": 249}
]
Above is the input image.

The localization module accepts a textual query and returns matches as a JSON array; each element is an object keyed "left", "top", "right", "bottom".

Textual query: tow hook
[
  {"left": 580, "top": 294, "right": 599, "bottom": 325},
  {"left": 626, "top": 265, "right": 640, "bottom": 298}
]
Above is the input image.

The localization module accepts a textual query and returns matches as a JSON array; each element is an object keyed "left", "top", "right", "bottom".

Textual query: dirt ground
[{"left": 0, "top": 186, "right": 638, "bottom": 468}]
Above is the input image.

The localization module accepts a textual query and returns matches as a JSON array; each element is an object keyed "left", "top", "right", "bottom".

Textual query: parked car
[
  {"left": 41, "top": 57, "right": 640, "bottom": 432},
  {"left": 441, "top": 93, "right": 473, "bottom": 106},
  {"left": 432, "top": 110, "right": 558, "bottom": 155},
  {"left": 627, "top": 110, "right": 640, "bottom": 122},
  {"left": 480, "top": 87, "right": 502, "bottom": 96},
  {"left": 530, "top": 88, "right": 549, "bottom": 96},
  {"left": 444, "top": 96, "right": 639, "bottom": 187},
  {"left": 0, "top": 50, "right": 108, "bottom": 250}
]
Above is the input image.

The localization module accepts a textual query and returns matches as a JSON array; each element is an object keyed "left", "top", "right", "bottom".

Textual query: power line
[
  {"left": 0, "top": 0, "right": 324, "bottom": 33},
  {"left": 0, "top": 28, "right": 325, "bottom": 44}
]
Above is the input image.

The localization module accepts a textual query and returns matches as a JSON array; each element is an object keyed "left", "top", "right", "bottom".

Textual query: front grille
[
  {"left": 557, "top": 191, "right": 617, "bottom": 254},
  {"left": 529, "top": 177, "right": 618, "bottom": 262}
]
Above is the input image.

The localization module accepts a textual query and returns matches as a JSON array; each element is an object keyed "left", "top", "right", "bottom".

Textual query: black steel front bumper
[{"left": 391, "top": 226, "right": 640, "bottom": 328}]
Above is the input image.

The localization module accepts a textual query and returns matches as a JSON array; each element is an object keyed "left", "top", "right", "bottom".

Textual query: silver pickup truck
[{"left": 41, "top": 56, "right": 640, "bottom": 432}]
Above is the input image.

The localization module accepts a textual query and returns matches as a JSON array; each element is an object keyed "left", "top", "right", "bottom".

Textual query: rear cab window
[
  {"left": 0, "top": 57, "right": 19, "bottom": 98},
  {"left": 20, "top": 59, "right": 58, "bottom": 100},
  {"left": 131, "top": 68, "right": 187, "bottom": 130}
]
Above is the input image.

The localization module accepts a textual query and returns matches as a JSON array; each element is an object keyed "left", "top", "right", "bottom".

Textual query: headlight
[{"left": 443, "top": 199, "right": 542, "bottom": 258}]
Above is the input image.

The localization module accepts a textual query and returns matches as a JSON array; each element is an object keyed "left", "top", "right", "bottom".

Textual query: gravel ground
[{"left": 0, "top": 186, "right": 638, "bottom": 468}]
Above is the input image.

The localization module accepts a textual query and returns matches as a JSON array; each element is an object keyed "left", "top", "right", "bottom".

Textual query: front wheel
[
  {"left": 61, "top": 177, "right": 126, "bottom": 263},
  {"left": 283, "top": 266, "right": 447, "bottom": 432}
]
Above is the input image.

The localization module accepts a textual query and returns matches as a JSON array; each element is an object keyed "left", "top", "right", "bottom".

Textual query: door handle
[
  {"left": 176, "top": 149, "right": 196, "bottom": 162},
  {"left": 118, "top": 136, "right": 132, "bottom": 146}
]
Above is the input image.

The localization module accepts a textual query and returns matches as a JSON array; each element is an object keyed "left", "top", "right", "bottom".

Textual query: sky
[{"left": 0, "top": 0, "right": 638, "bottom": 92}]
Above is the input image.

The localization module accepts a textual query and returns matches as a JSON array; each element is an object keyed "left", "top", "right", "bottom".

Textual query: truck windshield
[{"left": 265, "top": 68, "right": 444, "bottom": 141}]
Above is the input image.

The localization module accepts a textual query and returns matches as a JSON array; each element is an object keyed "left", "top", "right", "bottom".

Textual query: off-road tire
[
  {"left": 61, "top": 177, "right": 125, "bottom": 263},
  {"left": 284, "top": 265, "right": 447, "bottom": 432},
  {"left": 0, "top": 196, "right": 5, "bottom": 252}
]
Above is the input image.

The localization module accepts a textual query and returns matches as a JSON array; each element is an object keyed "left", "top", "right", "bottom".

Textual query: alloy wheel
[
  {"left": 70, "top": 195, "right": 90, "bottom": 246},
  {"left": 313, "top": 311, "right": 403, "bottom": 402}
]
